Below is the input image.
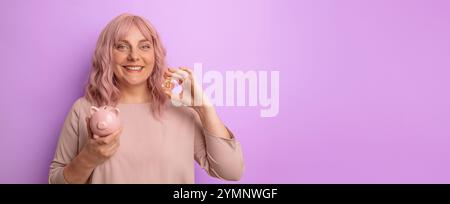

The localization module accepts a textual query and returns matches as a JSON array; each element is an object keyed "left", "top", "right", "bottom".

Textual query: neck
[{"left": 118, "top": 83, "right": 151, "bottom": 104}]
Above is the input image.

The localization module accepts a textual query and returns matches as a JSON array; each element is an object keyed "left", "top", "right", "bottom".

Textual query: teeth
[{"left": 124, "top": 66, "right": 143, "bottom": 71}]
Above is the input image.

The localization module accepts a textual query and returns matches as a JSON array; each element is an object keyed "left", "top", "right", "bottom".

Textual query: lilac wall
[{"left": 1, "top": 0, "right": 450, "bottom": 183}]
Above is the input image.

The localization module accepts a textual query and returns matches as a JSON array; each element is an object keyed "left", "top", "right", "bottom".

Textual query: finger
[
  {"left": 96, "top": 127, "right": 122, "bottom": 144},
  {"left": 163, "top": 73, "right": 181, "bottom": 89},
  {"left": 104, "top": 135, "right": 120, "bottom": 150},
  {"left": 93, "top": 134, "right": 100, "bottom": 140},
  {"left": 166, "top": 68, "right": 191, "bottom": 82},
  {"left": 107, "top": 141, "right": 120, "bottom": 155},
  {"left": 166, "top": 67, "right": 177, "bottom": 73},
  {"left": 109, "top": 127, "right": 123, "bottom": 141},
  {"left": 111, "top": 127, "right": 123, "bottom": 142},
  {"left": 179, "top": 68, "right": 199, "bottom": 87},
  {"left": 175, "top": 68, "right": 190, "bottom": 79},
  {"left": 95, "top": 136, "right": 112, "bottom": 145},
  {"left": 164, "top": 69, "right": 177, "bottom": 76},
  {"left": 179, "top": 67, "right": 194, "bottom": 76},
  {"left": 167, "top": 74, "right": 185, "bottom": 85},
  {"left": 163, "top": 89, "right": 171, "bottom": 98},
  {"left": 180, "top": 67, "right": 198, "bottom": 86},
  {"left": 164, "top": 89, "right": 175, "bottom": 99},
  {"left": 164, "top": 73, "right": 173, "bottom": 81},
  {"left": 169, "top": 71, "right": 185, "bottom": 81},
  {"left": 163, "top": 71, "right": 171, "bottom": 78},
  {"left": 164, "top": 68, "right": 183, "bottom": 78},
  {"left": 161, "top": 79, "right": 175, "bottom": 90}
]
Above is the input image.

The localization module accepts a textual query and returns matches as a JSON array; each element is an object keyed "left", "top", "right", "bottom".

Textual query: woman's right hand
[
  {"left": 62, "top": 117, "right": 122, "bottom": 184},
  {"left": 82, "top": 116, "right": 122, "bottom": 168}
]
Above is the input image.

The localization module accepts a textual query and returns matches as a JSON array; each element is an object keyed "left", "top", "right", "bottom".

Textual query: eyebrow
[{"left": 117, "top": 39, "right": 151, "bottom": 43}]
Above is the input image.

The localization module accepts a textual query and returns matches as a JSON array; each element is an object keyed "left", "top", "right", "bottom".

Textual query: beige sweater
[{"left": 49, "top": 97, "right": 244, "bottom": 184}]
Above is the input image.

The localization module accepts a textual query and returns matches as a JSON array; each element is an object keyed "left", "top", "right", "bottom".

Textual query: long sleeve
[
  {"left": 48, "top": 99, "right": 82, "bottom": 184},
  {"left": 192, "top": 110, "right": 245, "bottom": 181},
  {"left": 49, "top": 98, "right": 244, "bottom": 183}
]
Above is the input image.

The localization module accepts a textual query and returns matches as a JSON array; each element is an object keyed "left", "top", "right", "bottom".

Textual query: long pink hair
[{"left": 85, "top": 13, "right": 168, "bottom": 116}]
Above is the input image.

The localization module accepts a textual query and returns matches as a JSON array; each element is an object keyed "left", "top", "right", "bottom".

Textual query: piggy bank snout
[{"left": 97, "top": 121, "right": 108, "bottom": 130}]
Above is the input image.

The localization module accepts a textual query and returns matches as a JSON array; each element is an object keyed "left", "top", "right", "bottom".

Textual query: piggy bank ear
[
  {"left": 112, "top": 108, "right": 120, "bottom": 116},
  {"left": 90, "top": 106, "right": 99, "bottom": 116}
]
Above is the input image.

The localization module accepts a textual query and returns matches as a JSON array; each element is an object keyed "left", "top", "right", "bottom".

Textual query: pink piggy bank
[{"left": 89, "top": 106, "right": 122, "bottom": 137}]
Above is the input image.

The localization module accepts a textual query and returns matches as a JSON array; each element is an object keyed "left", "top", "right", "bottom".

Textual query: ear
[
  {"left": 112, "top": 107, "right": 120, "bottom": 116},
  {"left": 90, "top": 106, "right": 99, "bottom": 116}
]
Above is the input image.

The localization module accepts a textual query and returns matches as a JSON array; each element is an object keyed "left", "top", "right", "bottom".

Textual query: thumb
[{"left": 85, "top": 116, "right": 94, "bottom": 139}]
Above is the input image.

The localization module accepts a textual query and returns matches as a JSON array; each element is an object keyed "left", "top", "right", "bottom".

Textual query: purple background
[{"left": 1, "top": 0, "right": 450, "bottom": 184}]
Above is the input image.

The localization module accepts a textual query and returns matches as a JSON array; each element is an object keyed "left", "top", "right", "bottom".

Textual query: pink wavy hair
[{"left": 85, "top": 13, "right": 168, "bottom": 116}]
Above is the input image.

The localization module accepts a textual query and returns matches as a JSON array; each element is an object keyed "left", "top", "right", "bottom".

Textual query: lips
[{"left": 122, "top": 65, "right": 144, "bottom": 72}]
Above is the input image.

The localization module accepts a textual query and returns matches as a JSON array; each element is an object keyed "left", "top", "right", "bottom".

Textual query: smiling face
[{"left": 112, "top": 25, "right": 155, "bottom": 88}]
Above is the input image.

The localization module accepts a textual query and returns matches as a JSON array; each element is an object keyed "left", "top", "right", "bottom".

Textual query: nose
[
  {"left": 127, "top": 48, "right": 140, "bottom": 61},
  {"left": 97, "top": 121, "right": 108, "bottom": 130}
]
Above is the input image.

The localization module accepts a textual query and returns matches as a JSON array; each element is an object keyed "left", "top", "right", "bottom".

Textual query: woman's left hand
[
  {"left": 163, "top": 67, "right": 233, "bottom": 140},
  {"left": 163, "top": 67, "right": 211, "bottom": 108}
]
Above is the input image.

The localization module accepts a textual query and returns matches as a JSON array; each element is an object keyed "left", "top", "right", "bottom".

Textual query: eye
[
  {"left": 140, "top": 44, "right": 151, "bottom": 50},
  {"left": 116, "top": 44, "right": 129, "bottom": 51}
]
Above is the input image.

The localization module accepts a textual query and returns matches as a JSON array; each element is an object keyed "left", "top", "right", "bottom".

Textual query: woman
[{"left": 48, "top": 13, "right": 244, "bottom": 184}]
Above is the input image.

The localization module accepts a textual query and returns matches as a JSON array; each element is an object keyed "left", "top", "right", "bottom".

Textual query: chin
[{"left": 125, "top": 79, "right": 148, "bottom": 86}]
